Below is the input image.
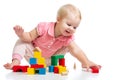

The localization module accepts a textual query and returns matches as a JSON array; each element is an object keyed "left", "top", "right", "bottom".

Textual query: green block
[
  {"left": 57, "top": 55, "right": 64, "bottom": 59},
  {"left": 51, "top": 54, "right": 64, "bottom": 66}
]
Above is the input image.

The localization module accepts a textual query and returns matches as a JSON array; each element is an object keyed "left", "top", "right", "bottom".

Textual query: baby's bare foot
[
  {"left": 3, "top": 63, "right": 14, "bottom": 70},
  {"left": 4, "top": 59, "right": 20, "bottom": 70}
]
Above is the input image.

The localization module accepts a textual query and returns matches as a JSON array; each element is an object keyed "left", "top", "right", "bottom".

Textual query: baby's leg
[{"left": 4, "top": 39, "right": 34, "bottom": 70}]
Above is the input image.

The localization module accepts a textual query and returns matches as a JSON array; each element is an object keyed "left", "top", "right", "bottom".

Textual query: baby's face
[{"left": 58, "top": 13, "right": 80, "bottom": 36}]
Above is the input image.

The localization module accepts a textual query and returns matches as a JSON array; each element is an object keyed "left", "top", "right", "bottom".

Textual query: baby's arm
[
  {"left": 67, "top": 41, "right": 99, "bottom": 69},
  {"left": 13, "top": 25, "right": 39, "bottom": 42}
]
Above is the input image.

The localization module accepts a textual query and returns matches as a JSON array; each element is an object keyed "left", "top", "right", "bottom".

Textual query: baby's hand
[
  {"left": 82, "top": 61, "right": 101, "bottom": 71},
  {"left": 13, "top": 25, "right": 24, "bottom": 37}
]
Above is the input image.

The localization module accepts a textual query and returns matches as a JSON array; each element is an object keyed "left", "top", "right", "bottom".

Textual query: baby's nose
[{"left": 69, "top": 27, "right": 74, "bottom": 31}]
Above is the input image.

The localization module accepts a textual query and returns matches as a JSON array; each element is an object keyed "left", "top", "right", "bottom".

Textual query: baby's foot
[{"left": 4, "top": 63, "right": 14, "bottom": 70}]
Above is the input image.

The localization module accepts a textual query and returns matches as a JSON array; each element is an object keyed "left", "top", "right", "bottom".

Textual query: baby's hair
[{"left": 57, "top": 4, "right": 81, "bottom": 20}]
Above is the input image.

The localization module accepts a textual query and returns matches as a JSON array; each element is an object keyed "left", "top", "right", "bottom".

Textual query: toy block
[
  {"left": 51, "top": 56, "right": 58, "bottom": 66},
  {"left": 51, "top": 58, "right": 58, "bottom": 66},
  {"left": 57, "top": 55, "right": 64, "bottom": 59},
  {"left": 73, "top": 62, "right": 76, "bottom": 70},
  {"left": 92, "top": 68, "right": 99, "bottom": 73},
  {"left": 58, "top": 66, "right": 67, "bottom": 74},
  {"left": 51, "top": 55, "right": 64, "bottom": 66},
  {"left": 48, "top": 65, "right": 54, "bottom": 72},
  {"left": 82, "top": 65, "right": 101, "bottom": 73},
  {"left": 54, "top": 66, "right": 59, "bottom": 74},
  {"left": 59, "top": 58, "right": 65, "bottom": 66},
  {"left": 30, "top": 64, "right": 44, "bottom": 69},
  {"left": 29, "top": 58, "right": 37, "bottom": 64},
  {"left": 27, "top": 67, "right": 35, "bottom": 75},
  {"left": 90, "top": 65, "right": 101, "bottom": 73},
  {"left": 58, "top": 66, "right": 63, "bottom": 74},
  {"left": 33, "top": 50, "right": 41, "bottom": 58},
  {"left": 37, "top": 68, "right": 46, "bottom": 75},
  {"left": 12, "top": 65, "right": 29, "bottom": 72},
  {"left": 37, "top": 57, "right": 45, "bottom": 64}
]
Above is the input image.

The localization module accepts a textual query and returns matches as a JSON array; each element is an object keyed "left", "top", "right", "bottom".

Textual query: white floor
[
  {"left": 1, "top": 68, "right": 102, "bottom": 80},
  {"left": 1, "top": 53, "right": 120, "bottom": 80},
  {"left": 1, "top": 64, "right": 119, "bottom": 80}
]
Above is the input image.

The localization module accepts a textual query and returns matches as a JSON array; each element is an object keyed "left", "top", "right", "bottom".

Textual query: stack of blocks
[
  {"left": 13, "top": 49, "right": 46, "bottom": 75},
  {"left": 49, "top": 55, "right": 68, "bottom": 75},
  {"left": 12, "top": 49, "right": 68, "bottom": 75},
  {"left": 27, "top": 49, "right": 46, "bottom": 75}
]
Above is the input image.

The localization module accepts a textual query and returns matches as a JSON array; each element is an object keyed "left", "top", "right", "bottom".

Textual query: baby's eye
[
  {"left": 73, "top": 27, "right": 77, "bottom": 29},
  {"left": 67, "top": 24, "right": 71, "bottom": 26}
]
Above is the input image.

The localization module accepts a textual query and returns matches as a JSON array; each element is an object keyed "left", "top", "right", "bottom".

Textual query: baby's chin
[{"left": 62, "top": 34, "right": 73, "bottom": 37}]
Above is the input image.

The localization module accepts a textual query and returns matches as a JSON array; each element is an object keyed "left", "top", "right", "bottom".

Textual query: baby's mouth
[{"left": 65, "top": 30, "right": 70, "bottom": 33}]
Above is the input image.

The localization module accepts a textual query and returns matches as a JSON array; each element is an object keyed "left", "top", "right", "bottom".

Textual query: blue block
[
  {"left": 29, "top": 58, "right": 37, "bottom": 64},
  {"left": 49, "top": 66, "right": 54, "bottom": 72},
  {"left": 38, "top": 68, "right": 46, "bottom": 75}
]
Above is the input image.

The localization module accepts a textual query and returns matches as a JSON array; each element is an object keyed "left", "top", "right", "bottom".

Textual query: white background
[{"left": 0, "top": 0, "right": 120, "bottom": 80}]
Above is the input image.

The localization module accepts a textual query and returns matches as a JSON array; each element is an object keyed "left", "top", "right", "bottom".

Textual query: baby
[{"left": 4, "top": 4, "right": 100, "bottom": 70}]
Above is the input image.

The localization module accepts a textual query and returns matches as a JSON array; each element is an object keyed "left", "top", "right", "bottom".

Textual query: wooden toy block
[
  {"left": 73, "top": 62, "right": 76, "bottom": 70},
  {"left": 31, "top": 64, "right": 44, "bottom": 69},
  {"left": 29, "top": 58, "right": 37, "bottom": 64},
  {"left": 33, "top": 47, "right": 42, "bottom": 58},
  {"left": 51, "top": 58, "right": 58, "bottom": 66},
  {"left": 37, "top": 68, "right": 46, "bottom": 75},
  {"left": 51, "top": 56, "right": 58, "bottom": 66},
  {"left": 91, "top": 68, "right": 99, "bottom": 73},
  {"left": 12, "top": 65, "right": 29, "bottom": 72},
  {"left": 58, "top": 66, "right": 67, "bottom": 74},
  {"left": 51, "top": 55, "right": 64, "bottom": 66},
  {"left": 56, "top": 55, "right": 64, "bottom": 59},
  {"left": 58, "top": 66, "right": 63, "bottom": 74},
  {"left": 27, "top": 67, "right": 35, "bottom": 75},
  {"left": 82, "top": 65, "right": 101, "bottom": 73},
  {"left": 37, "top": 57, "right": 45, "bottom": 64},
  {"left": 33, "top": 50, "right": 41, "bottom": 58},
  {"left": 59, "top": 58, "right": 65, "bottom": 66},
  {"left": 54, "top": 66, "right": 59, "bottom": 74},
  {"left": 90, "top": 65, "right": 101, "bottom": 73},
  {"left": 48, "top": 65, "right": 54, "bottom": 72}
]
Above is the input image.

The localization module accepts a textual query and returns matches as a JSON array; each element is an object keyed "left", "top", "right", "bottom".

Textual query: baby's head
[
  {"left": 56, "top": 4, "right": 81, "bottom": 37},
  {"left": 57, "top": 4, "right": 81, "bottom": 20}
]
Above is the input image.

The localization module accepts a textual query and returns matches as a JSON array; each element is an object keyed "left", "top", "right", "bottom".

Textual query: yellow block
[
  {"left": 37, "top": 57, "right": 45, "bottom": 64},
  {"left": 27, "top": 68, "right": 35, "bottom": 75},
  {"left": 33, "top": 51, "right": 41, "bottom": 58},
  {"left": 58, "top": 66, "right": 67, "bottom": 74}
]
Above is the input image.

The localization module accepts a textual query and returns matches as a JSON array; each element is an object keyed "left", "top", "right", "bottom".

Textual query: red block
[
  {"left": 59, "top": 58, "right": 65, "bottom": 66},
  {"left": 90, "top": 65, "right": 101, "bottom": 73},
  {"left": 54, "top": 66, "right": 59, "bottom": 74},
  {"left": 12, "top": 65, "right": 29, "bottom": 72},
  {"left": 31, "top": 64, "right": 44, "bottom": 68}
]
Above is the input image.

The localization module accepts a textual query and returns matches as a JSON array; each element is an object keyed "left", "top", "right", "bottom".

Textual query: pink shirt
[{"left": 32, "top": 22, "right": 74, "bottom": 58}]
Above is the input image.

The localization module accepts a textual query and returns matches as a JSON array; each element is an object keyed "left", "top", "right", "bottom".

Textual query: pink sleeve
[
  {"left": 64, "top": 36, "right": 75, "bottom": 46},
  {"left": 36, "top": 22, "right": 47, "bottom": 36}
]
